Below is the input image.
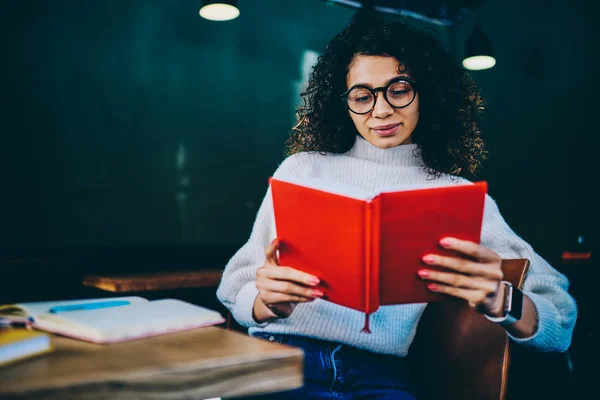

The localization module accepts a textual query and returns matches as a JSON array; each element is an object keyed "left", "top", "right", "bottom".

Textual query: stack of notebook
[{"left": 0, "top": 328, "right": 53, "bottom": 368}]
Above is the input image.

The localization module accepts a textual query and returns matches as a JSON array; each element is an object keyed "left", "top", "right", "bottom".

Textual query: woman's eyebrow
[{"left": 349, "top": 75, "right": 410, "bottom": 88}]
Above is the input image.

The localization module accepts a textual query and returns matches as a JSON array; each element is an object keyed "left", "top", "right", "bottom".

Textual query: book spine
[
  {"left": 362, "top": 197, "right": 382, "bottom": 333},
  {"left": 363, "top": 201, "right": 372, "bottom": 333},
  {"left": 372, "top": 195, "right": 381, "bottom": 308}
]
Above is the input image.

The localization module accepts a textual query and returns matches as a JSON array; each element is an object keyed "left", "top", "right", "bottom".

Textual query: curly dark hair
[{"left": 286, "top": 9, "right": 487, "bottom": 177}]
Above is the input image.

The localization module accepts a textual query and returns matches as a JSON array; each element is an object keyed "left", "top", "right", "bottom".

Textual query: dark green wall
[
  {"left": 1, "top": 0, "right": 597, "bottom": 262},
  {"left": 456, "top": 0, "right": 599, "bottom": 261}
]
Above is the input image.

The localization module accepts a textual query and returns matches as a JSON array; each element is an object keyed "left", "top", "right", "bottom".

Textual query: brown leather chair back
[{"left": 408, "top": 259, "right": 530, "bottom": 400}]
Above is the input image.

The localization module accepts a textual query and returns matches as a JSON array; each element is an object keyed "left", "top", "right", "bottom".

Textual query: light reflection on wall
[{"left": 176, "top": 142, "right": 190, "bottom": 240}]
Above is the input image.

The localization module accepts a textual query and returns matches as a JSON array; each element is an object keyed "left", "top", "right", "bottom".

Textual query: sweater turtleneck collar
[{"left": 345, "top": 136, "right": 424, "bottom": 167}]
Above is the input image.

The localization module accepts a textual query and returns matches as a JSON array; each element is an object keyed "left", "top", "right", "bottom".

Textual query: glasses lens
[
  {"left": 387, "top": 80, "right": 415, "bottom": 108},
  {"left": 346, "top": 87, "right": 374, "bottom": 114}
]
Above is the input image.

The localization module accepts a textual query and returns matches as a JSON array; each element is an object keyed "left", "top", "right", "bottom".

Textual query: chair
[
  {"left": 408, "top": 259, "right": 530, "bottom": 400},
  {"left": 226, "top": 259, "right": 530, "bottom": 400}
]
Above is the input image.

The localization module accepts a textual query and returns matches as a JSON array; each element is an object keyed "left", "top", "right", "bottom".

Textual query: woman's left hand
[{"left": 418, "top": 237, "right": 506, "bottom": 317}]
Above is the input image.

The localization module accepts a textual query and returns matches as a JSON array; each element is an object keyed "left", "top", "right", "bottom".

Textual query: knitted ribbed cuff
[
  {"left": 232, "top": 281, "right": 270, "bottom": 329},
  {"left": 507, "top": 291, "right": 562, "bottom": 351}
]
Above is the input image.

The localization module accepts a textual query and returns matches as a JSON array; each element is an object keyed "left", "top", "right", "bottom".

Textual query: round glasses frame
[{"left": 340, "top": 77, "right": 418, "bottom": 115}]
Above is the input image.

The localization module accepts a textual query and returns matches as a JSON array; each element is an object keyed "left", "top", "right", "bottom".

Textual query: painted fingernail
[
  {"left": 312, "top": 290, "right": 324, "bottom": 297},
  {"left": 428, "top": 284, "right": 438, "bottom": 291},
  {"left": 271, "top": 238, "right": 278, "bottom": 245},
  {"left": 422, "top": 255, "right": 436, "bottom": 264},
  {"left": 439, "top": 238, "right": 454, "bottom": 248},
  {"left": 308, "top": 277, "right": 320, "bottom": 285},
  {"left": 418, "top": 269, "right": 430, "bottom": 278}
]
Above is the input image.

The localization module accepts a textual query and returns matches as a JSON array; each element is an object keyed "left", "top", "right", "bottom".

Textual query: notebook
[
  {"left": 0, "top": 297, "right": 226, "bottom": 344},
  {"left": 0, "top": 328, "right": 53, "bottom": 368},
  {"left": 270, "top": 175, "right": 487, "bottom": 332}
]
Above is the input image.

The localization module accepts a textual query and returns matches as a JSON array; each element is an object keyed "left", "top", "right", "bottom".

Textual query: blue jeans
[{"left": 246, "top": 333, "right": 416, "bottom": 400}]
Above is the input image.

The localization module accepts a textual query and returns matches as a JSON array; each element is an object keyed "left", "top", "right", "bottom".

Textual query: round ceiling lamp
[
  {"left": 462, "top": 24, "right": 496, "bottom": 71},
  {"left": 199, "top": 1, "right": 240, "bottom": 22}
]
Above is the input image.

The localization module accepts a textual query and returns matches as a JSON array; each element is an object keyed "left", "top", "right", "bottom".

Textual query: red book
[{"left": 270, "top": 176, "right": 488, "bottom": 333}]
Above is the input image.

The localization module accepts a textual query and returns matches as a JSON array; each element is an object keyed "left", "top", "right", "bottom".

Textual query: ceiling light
[
  {"left": 462, "top": 21, "right": 496, "bottom": 71},
  {"left": 199, "top": 1, "right": 240, "bottom": 22}
]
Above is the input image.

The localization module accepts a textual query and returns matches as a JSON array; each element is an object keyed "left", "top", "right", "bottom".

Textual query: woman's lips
[{"left": 371, "top": 123, "right": 401, "bottom": 137}]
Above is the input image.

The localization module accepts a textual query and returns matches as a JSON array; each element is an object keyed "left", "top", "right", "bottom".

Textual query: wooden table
[
  {"left": 0, "top": 327, "right": 303, "bottom": 400},
  {"left": 82, "top": 270, "right": 223, "bottom": 292}
]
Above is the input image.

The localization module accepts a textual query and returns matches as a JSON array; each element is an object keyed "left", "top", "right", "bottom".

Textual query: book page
[
  {"left": 34, "top": 299, "right": 225, "bottom": 343},
  {"left": 273, "top": 173, "right": 374, "bottom": 201},
  {"left": 378, "top": 181, "right": 465, "bottom": 195},
  {"left": 7, "top": 297, "right": 148, "bottom": 321},
  {"left": 272, "top": 174, "right": 465, "bottom": 200}
]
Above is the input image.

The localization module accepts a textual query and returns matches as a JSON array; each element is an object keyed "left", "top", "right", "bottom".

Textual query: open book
[
  {"left": 0, "top": 297, "right": 225, "bottom": 344},
  {"left": 270, "top": 176, "right": 487, "bottom": 332}
]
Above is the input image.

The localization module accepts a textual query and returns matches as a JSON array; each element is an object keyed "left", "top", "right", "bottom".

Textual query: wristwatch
[{"left": 484, "top": 281, "right": 524, "bottom": 326}]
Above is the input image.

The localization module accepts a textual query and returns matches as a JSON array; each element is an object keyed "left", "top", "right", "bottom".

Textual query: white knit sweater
[{"left": 217, "top": 137, "right": 577, "bottom": 356}]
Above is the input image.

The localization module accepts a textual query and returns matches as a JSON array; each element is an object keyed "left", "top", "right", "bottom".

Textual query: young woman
[{"left": 217, "top": 9, "right": 577, "bottom": 400}]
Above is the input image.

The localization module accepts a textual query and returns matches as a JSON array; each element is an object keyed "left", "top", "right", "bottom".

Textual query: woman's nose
[{"left": 371, "top": 92, "right": 394, "bottom": 118}]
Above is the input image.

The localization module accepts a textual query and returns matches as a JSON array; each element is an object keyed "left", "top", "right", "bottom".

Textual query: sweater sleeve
[
  {"left": 480, "top": 195, "right": 578, "bottom": 352},
  {"left": 216, "top": 155, "right": 306, "bottom": 328},
  {"left": 216, "top": 184, "right": 275, "bottom": 328}
]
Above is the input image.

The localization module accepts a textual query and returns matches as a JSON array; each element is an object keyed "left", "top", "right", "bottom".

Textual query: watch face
[{"left": 510, "top": 287, "right": 524, "bottom": 320}]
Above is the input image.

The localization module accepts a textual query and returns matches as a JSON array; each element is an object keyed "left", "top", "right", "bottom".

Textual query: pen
[{"left": 49, "top": 300, "right": 131, "bottom": 314}]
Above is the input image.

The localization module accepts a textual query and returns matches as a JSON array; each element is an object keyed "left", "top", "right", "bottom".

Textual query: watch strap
[{"left": 485, "top": 281, "right": 520, "bottom": 326}]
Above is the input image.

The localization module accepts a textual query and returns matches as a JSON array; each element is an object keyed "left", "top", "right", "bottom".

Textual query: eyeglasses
[{"left": 340, "top": 77, "right": 417, "bottom": 115}]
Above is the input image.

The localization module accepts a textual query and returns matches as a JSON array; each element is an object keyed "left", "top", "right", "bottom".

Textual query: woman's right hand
[{"left": 253, "top": 239, "right": 323, "bottom": 322}]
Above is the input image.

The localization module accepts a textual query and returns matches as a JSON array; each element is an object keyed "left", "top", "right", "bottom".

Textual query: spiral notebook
[{"left": 0, "top": 297, "right": 225, "bottom": 344}]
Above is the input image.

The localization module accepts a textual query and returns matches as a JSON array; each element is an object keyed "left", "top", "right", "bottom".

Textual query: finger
[
  {"left": 439, "top": 238, "right": 501, "bottom": 263},
  {"left": 418, "top": 269, "right": 487, "bottom": 290},
  {"left": 427, "top": 283, "right": 495, "bottom": 308},
  {"left": 261, "top": 291, "right": 317, "bottom": 305},
  {"left": 261, "top": 265, "right": 320, "bottom": 287},
  {"left": 264, "top": 238, "right": 280, "bottom": 266},
  {"left": 422, "top": 254, "right": 503, "bottom": 281},
  {"left": 258, "top": 279, "right": 324, "bottom": 299}
]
